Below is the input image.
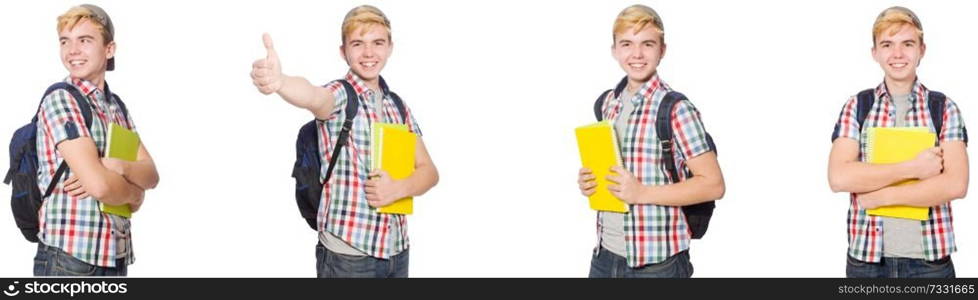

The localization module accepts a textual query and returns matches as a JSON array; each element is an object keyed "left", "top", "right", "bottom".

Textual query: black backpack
[
  {"left": 292, "top": 77, "right": 407, "bottom": 230},
  {"left": 593, "top": 77, "right": 717, "bottom": 239},
  {"left": 4, "top": 82, "right": 129, "bottom": 243},
  {"left": 831, "top": 89, "right": 968, "bottom": 145}
]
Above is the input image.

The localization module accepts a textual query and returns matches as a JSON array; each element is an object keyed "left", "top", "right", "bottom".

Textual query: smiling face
[
  {"left": 613, "top": 25, "right": 665, "bottom": 89},
  {"left": 59, "top": 19, "right": 113, "bottom": 88},
  {"left": 872, "top": 24, "right": 924, "bottom": 87},
  {"left": 340, "top": 25, "right": 391, "bottom": 87}
]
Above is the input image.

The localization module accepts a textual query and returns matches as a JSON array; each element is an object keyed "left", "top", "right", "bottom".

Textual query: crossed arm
[
  {"left": 59, "top": 138, "right": 158, "bottom": 211},
  {"left": 827, "top": 138, "right": 967, "bottom": 209}
]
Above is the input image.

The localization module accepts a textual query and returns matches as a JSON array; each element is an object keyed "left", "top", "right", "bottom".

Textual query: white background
[{"left": 1, "top": 0, "right": 975, "bottom": 277}]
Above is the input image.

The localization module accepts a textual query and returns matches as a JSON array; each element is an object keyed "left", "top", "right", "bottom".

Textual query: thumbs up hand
[{"left": 252, "top": 33, "right": 283, "bottom": 95}]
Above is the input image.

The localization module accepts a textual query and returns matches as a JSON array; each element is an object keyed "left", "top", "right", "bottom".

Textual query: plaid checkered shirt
[
  {"left": 832, "top": 80, "right": 966, "bottom": 262},
  {"left": 596, "top": 74, "right": 714, "bottom": 267},
  {"left": 317, "top": 71, "right": 421, "bottom": 259},
  {"left": 36, "top": 78, "right": 136, "bottom": 267}
]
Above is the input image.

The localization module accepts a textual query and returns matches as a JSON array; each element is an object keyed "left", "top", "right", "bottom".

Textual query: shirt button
[{"left": 875, "top": 227, "right": 881, "bottom": 232}]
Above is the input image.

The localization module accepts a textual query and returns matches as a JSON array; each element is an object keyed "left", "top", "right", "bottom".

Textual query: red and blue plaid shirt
[
  {"left": 317, "top": 72, "right": 421, "bottom": 259},
  {"left": 832, "top": 80, "right": 967, "bottom": 262},
  {"left": 36, "top": 78, "right": 136, "bottom": 267},
  {"left": 596, "top": 74, "right": 714, "bottom": 267}
]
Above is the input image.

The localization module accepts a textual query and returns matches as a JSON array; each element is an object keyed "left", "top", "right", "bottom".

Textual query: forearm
[
  {"left": 92, "top": 170, "right": 143, "bottom": 206},
  {"left": 398, "top": 162, "right": 439, "bottom": 198},
  {"left": 636, "top": 174, "right": 724, "bottom": 206},
  {"left": 870, "top": 174, "right": 967, "bottom": 207},
  {"left": 276, "top": 75, "right": 332, "bottom": 116},
  {"left": 829, "top": 161, "right": 916, "bottom": 193},
  {"left": 120, "top": 159, "right": 158, "bottom": 190}
]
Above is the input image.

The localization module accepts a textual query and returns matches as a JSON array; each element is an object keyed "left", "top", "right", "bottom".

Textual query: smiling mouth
[
  {"left": 360, "top": 62, "right": 378, "bottom": 68},
  {"left": 889, "top": 63, "right": 908, "bottom": 68},
  {"left": 68, "top": 59, "right": 87, "bottom": 67}
]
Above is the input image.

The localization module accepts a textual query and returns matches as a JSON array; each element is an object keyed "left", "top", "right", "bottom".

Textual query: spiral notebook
[{"left": 864, "top": 127, "right": 934, "bottom": 221}]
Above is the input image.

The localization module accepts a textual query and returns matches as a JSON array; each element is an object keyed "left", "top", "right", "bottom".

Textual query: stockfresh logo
[{"left": 3, "top": 281, "right": 18, "bottom": 297}]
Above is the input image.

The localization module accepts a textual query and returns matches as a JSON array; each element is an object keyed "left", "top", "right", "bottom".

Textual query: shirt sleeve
[
  {"left": 37, "top": 89, "right": 91, "bottom": 147},
  {"left": 941, "top": 97, "right": 967, "bottom": 145},
  {"left": 403, "top": 104, "right": 423, "bottom": 137},
  {"left": 322, "top": 80, "right": 349, "bottom": 121},
  {"left": 832, "top": 95, "right": 860, "bottom": 142},
  {"left": 671, "top": 99, "right": 712, "bottom": 159}
]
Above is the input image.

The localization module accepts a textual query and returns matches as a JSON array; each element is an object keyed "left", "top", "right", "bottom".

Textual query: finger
[
  {"left": 68, "top": 189, "right": 85, "bottom": 197},
  {"left": 262, "top": 33, "right": 276, "bottom": 58},
  {"left": 579, "top": 168, "right": 592, "bottom": 175},
  {"left": 607, "top": 184, "right": 620, "bottom": 193},
  {"left": 606, "top": 174, "right": 621, "bottom": 184},
  {"left": 584, "top": 188, "right": 596, "bottom": 196},
  {"left": 253, "top": 59, "right": 268, "bottom": 69},
  {"left": 365, "top": 180, "right": 377, "bottom": 188}
]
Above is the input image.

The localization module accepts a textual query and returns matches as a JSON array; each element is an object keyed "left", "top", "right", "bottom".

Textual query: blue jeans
[
  {"left": 33, "top": 243, "right": 127, "bottom": 277},
  {"left": 846, "top": 255, "right": 955, "bottom": 278},
  {"left": 315, "top": 243, "right": 409, "bottom": 278},
  {"left": 588, "top": 247, "right": 693, "bottom": 278}
]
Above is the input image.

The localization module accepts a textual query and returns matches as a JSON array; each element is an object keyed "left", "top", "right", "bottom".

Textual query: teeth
[
  {"left": 362, "top": 62, "right": 377, "bottom": 67},
  {"left": 891, "top": 63, "right": 907, "bottom": 68}
]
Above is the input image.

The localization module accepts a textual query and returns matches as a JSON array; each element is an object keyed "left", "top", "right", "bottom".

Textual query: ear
[
  {"left": 106, "top": 40, "right": 116, "bottom": 60},
  {"left": 659, "top": 42, "right": 667, "bottom": 61},
  {"left": 339, "top": 44, "right": 349, "bottom": 66}
]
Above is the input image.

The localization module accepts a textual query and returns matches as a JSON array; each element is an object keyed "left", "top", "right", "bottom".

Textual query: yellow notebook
[
  {"left": 102, "top": 123, "right": 139, "bottom": 218},
  {"left": 575, "top": 121, "right": 627, "bottom": 213},
  {"left": 864, "top": 127, "right": 934, "bottom": 221},
  {"left": 372, "top": 123, "right": 416, "bottom": 214}
]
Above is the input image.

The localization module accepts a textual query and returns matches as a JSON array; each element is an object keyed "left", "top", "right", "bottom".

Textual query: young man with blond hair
[
  {"left": 577, "top": 4, "right": 725, "bottom": 278},
  {"left": 32, "top": 4, "right": 159, "bottom": 276},
  {"left": 251, "top": 5, "right": 438, "bottom": 278},
  {"left": 828, "top": 6, "right": 967, "bottom": 278}
]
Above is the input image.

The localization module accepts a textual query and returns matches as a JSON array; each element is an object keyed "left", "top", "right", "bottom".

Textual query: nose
[
  {"left": 363, "top": 43, "right": 376, "bottom": 58},
  {"left": 65, "top": 40, "right": 81, "bottom": 56},
  {"left": 630, "top": 46, "right": 644, "bottom": 60}
]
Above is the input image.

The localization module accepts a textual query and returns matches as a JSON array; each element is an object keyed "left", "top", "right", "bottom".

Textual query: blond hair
[
  {"left": 872, "top": 6, "right": 923, "bottom": 46},
  {"left": 57, "top": 6, "right": 111, "bottom": 45},
  {"left": 612, "top": 4, "right": 664, "bottom": 43},
  {"left": 341, "top": 5, "right": 392, "bottom": 44}
]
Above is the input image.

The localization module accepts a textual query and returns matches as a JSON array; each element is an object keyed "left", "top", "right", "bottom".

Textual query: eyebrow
[{"left": 618, "top": 39, "right": 658, "bottom": 45}]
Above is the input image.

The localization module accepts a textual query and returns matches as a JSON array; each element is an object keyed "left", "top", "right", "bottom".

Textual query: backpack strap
[
  {"left": 655, "top": 91, "right": 718, "bottom": 184},
  {"left": 322, "top": 80, "right": 361, "bottom": 184},
  {"left": 379, "top": 76, "right": 409, "bottom": 122},
  {"left": 855, "top": 89, "right": 875, "bottom": 130},
  {"left": 593, "top": 90, "right": 612, "bottom": 121},
  {"left": 927, "top": 91, "right": 950, "bottom": 146},
  {"left": 832, "top": 89, "right": 875, "bottom": 142},
  {"left": 656, "top": 91, "right": 685, "bottom": 184},
  {"left": 593, "top": 77, "right": 630, "bottom": 122},
  {"left": 40, "top": 82, "right": 93, "bottom": 198}
]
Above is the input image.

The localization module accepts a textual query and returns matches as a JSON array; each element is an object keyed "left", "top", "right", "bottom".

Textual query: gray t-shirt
[
  {"left": 881, "top": 93, "right": 925, "bottom": 259},
  {"left": 600, "top": 90, "right": 637, "bottom": 257}
]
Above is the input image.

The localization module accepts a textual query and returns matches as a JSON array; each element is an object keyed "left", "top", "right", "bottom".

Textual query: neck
[
  {"left": 78, "top": 74, "right": 106, "bottom": 92},
  {"left": 625, "top": 72, "right": 655, "bottom": 96},
  {"left": 884, "top": 76, "right": 914, "bottom": 96}
]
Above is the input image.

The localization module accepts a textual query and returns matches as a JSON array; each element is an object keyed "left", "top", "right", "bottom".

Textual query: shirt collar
[
  {"left": 875, "top": 79, "right": 927, "bottom": 105},
  {"left": 617, "top": 73, "right": 663, "bottom": 105},
  {"left": 67, "top": 77, "right": 111, "bottom": 105}
]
